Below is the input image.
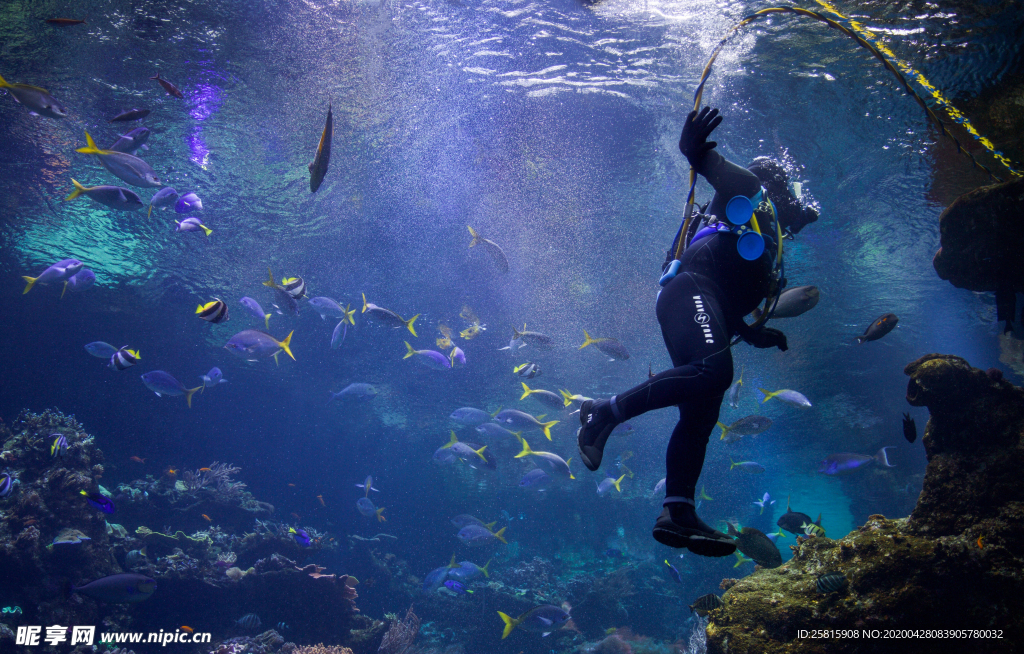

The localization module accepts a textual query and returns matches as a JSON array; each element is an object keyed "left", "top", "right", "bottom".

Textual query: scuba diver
[{"left": 577, "top": 107, "right": 810, "bottom": 557}]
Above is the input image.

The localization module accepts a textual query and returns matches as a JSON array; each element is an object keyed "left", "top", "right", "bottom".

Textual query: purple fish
[
  {"left": 519, "top": 468, "right": 552, "bottom": 491},
  {"left": 224, "top": 330, "right": 294, "bottom": 362},
  {"left": 290, "top": 527, "right": 311, "bottom": 547},
  {"left": 149, "top": 187, "right": 179, "bottom": 215},
  {"left": 818, "top": 448, "right": 895, "bottom": 475},
  {"left": 175, "top": 192, "right": 202, "bottom": 214},
  {"left": 62, "top": 269, "right": 95, "bottom": 297},
  {"left": 81, "top": 490, "right": 115, "bottom": 514},
  {"left": 403, "top": 342, "right": 451, "bottom": 370},
  {"left": 239, "top": 297, "right": 271, "bottom": 329},
  {"left": 444, "top": 579, "right": 473, "bottom": 595},
  {"left": 22, "top": 259, "right": 83, "bottom": 294},
  {"left": 175, "top": 217, "right": 211, "bottom": 236},
  {"left": 140, "top": 371, "right": 203, "bottom": 408},
  {"left": 200, "top": 367, "right": 226, "bottom": 388}
]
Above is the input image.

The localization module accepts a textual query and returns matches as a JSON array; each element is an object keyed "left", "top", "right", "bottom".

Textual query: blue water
[{"left": 0, "top": 0, "right": 1021, "bottom": 650}]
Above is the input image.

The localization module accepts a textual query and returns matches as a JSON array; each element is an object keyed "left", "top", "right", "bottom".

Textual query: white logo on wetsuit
[{"left": 692, "top": 295, "right": 715, "bottom": 344}]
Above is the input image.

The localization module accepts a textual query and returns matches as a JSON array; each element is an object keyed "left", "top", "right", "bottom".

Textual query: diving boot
[
  {"left": 576, "top": 399, "right": 618, "bottom": 471},
  {"left": 653, "top": 502, "right": 736, "bottom": 557}
]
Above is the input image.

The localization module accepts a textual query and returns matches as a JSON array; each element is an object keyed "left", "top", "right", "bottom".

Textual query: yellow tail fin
[
  {"left": 185, "top": 386, "right": 203, "bottom": 408},
  {"left": 490, "top": 406, "right": 502, "bottom": 418},
  {"left": 21, "top": 276, "right": 38, "bottom": 294},
  {"left": 481, "top": 559, "right": 491, "bottom": 578},
  {"left": 700, "top": 486, "right": 713, "bottom": 501},
  {"left": 61, "top": 281, "right": 68, "bottom": 299},
  {"left": 484, "top": 521, "right": 496, "bottom": 532},
  {"left": 580, "top": 329, "right": 595, "bottom": 349},
  {"left": 361, "top": 293, "right": 368, "bottom": 313},
  {"left": 405, "top": 314, "right": 419, "bottom": 337},
  {"left": 200, "top": 223, "right": 212, "bottom": 237},
  {"left": 467, "top": 225, "right": 481, "bottom": 247},
  {"left": 65, "top": 178, "right": 88, "bottom": 201},
  {"left": 566, "top": 457, "right": 575, "bottom": 480},
  {"left": 560, "top": 389, "right": 573, "bottom": 406},
  {"left": 277, "top": 331, "right": 295, "bottom": 361},
  {"left": 263, "top": 313, "right": 271, "bottom": 330},
  {"left": 717, "top": 421, "right": 730, "bottom": 440},
  {"left": 758, "top": 388, "right": 775, "bottom": 403},
  {"left": 0, "top": 74, "right": 8, "bottom": 88},
  {"left": 498, "top": 611, "right": 519, "bottom": 640},
  {"left": 514, "top": 437, "right": 533, "bottom": 459},
  {"left": 541, "top": 420, "right": 559, "bottom": 441},
  {"left": 263, "top": 268, "right": 277, "bottom": 288},
  {"left": 447, "top": 554, "right": 459, "bottom": 568},
  {"left": 492, "top": 526, "right": 507, "bottom": 544},
  {"left": 75, "top": 130, "right": 106, "bottom": 155},
  {"left": 472, "top": 444, "right": 488, "bottom": 462},
  {"left": 520, "top": 382, "right": 533, "bottom": 400},
  {"left": 344, "top": 304, "right": 356, "bottom": 325},
  {"left": 403, "top": 341, "right": 417, "bottom": 359},
  {"left": 612, "top": 474, "right": 626, "bottom": 493},
  {"left": 376, "top": 507, "right": 386, "bottom": 522}
]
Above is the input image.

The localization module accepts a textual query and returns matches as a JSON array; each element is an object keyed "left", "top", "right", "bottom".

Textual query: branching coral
[
  {"left": 294, "top": 645, "right": 354, "bottom": 654},
  {"left": 182, "top": 462, "right": 245, "bottom": 498},
  {"left": 378, "top": 606, "right": 420, "bottom": 654}
]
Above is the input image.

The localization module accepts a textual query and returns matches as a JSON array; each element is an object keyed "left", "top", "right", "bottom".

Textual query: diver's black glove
[
  {"left": 745, "top": 327, "right": 789, "bottom": 352},
  {"left": 679, "top": 107, "right": 723, "bottom": 167}
]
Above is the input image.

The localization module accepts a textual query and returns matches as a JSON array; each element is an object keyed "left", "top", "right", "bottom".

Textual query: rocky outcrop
[
  {"left": 705, "top": 354, "right": 1024, "bottom": 654},
  {"left": 932, "top": 176, "right": 1024, "bottom": 329}
]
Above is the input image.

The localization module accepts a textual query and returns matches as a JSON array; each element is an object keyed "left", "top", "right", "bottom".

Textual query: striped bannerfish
[
  {"left": 816, "top": 571, "right": 848, "bottom": 594},
  {"left": 51, "top": 434, "right": 68, "bottom": 458},
  {"left": 688, "top": 593, "right": 723, "bottom": 616},
  {"left": 234, "top": 613, "right": 261, "bottom": 631},
  {"left": 281, "top": 276, "right": 307, "bottom": 300},
  {"left": 196, "top": 299, "right": 229, "bottom": 324},
  {"left": 0, "top": 473, "right": 13, "bottom": 497},
  {"left": 109, "top": 347, "right": 141, "bottom": 370}
]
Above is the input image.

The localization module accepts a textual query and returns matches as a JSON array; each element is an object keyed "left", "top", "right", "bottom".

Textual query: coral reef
[
  {"left": 377, "top": 606, "right": 420, "bottom": 654},
  {"left": 705, "top": 354, "right": 1024, "bottom": 653}
]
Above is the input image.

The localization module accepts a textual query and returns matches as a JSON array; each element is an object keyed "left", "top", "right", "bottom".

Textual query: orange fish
[
  {"left": 291, "top": 513, "right": 301, "bottom": 520},
  {"left": 165, "top": 468, "right": 178, "bottom": 476},
  {"left": 202, "top": 514, "right": 212, "bottom": 522},
  {"left": 130, "top": 456, "right": 146, "bottom": 463},
  {"left": 199, "top": 467, "right": 212, "bottom": 472},
  {"left": 977, "top": 536, "right": 984, "bottom": 549},
  {"left": 317, "top": 494, "right": 326, "bottom": 507},
  {"left": 181, "top": 626, "right": 193, "bottom": 633},
  {"left": 288, "top": 483, "right": 296, "bottom": 487}
]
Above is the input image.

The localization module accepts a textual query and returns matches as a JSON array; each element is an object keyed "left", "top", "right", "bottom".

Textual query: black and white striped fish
[
  {"left": 196, "top": 299, "right": 229, "bottom": 324},
  {"left": 281, "top": 276, "right": 307, "bottom": 300},
  {"left": 109, "top": 347, "right": 141, "bottom": 370},
  {"left": 816, "top": 571, "right": 848, "bottom": 594},
  {"left": 234, "top": 613, "right": 261, "bottom": 631}
]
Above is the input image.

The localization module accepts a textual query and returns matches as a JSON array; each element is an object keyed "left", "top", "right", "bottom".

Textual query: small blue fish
[
  {"left": 81, "top": 490, "right": 115, "bottom": 514},
  {"left": 328, "top": 383, "right": 377, "bottom": 403},
  {"left": 729, "top": 459, "right": 765, "bottom": 474},
  {"left": 450, "top": 407, "right": 494, "bottom": 426},
  {"left": 148, "top": 187, "right": 179, "bottom": 217},
  {"left": 140, "top": 371, "right": 203, "bottom": 408},
  {"left": 753, "top": 493, "right": 775, "bottom": 514},
  {"left": 403, "top": 342, "right": 451, "bottom": 370},
  {"left": 224, "top": 330, "right": 295, "bottom": 362},
  {"left": 330, "top": 319, "right": 348, "bottom": 349},
  {"left": 444, "top": 579, "right": 474, "bottom": 594},
  {"left": 596, "top": 474, "right": 625, "bottom": 496},
  {"left": 239, "top": 297, "right": 271, "bottom": 329},
  {"left": 457, "top": 523, "right": 507, "bottom": 546},
  {"left": 85, "top": 341, "right": 118, "bottom": 359},
  {"left": 62, "top": 269, "right": 95, "bottom": 297},
  {"left": 200, "top": 367, "right": 227, "bottom": 389},
  {"left": 51, "top": 434, "right": 68, "bottom": 458},
  {"left": 664, "top": 559, "right": 682, "bottom": 583},
  {"left": 818, "top": 448, "right": 895, "bottom": 475},
  {"left": 355, "top": 475, "right": 380, "bottom": 495},
  {"left": 175, "top": 192, "right": 202, "bottom": 214},
  {"left": 308, "top": 297, "right": 346, "bottom": 320},
  {"left": 0, "top": 473, "right": 14, "bottom": 497},
  {"left": 289, "top": 527, "right": 311, "bottom": 547},
  {"left": 519, "top": 468, "right": 551, "bottom": 491}
]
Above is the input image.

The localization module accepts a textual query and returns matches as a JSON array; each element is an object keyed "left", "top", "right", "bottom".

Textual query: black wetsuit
[{"left": 609, "top": 150, "right": 776, "bottom": 501}]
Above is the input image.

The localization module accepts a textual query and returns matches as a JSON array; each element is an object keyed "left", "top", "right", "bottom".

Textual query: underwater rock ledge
[{"left": 705, "top": 354, "right": 1024, "bottom": 654}]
